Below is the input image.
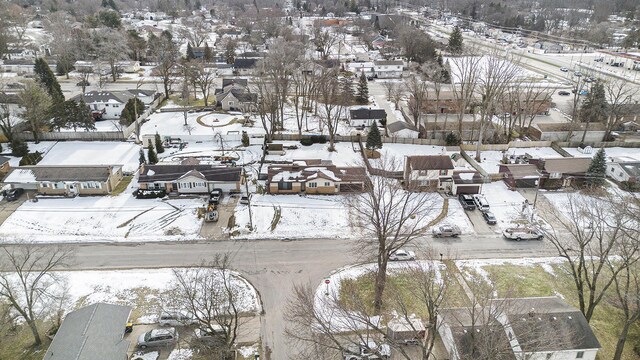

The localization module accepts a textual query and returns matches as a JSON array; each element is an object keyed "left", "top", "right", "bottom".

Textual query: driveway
[
  {"left": 199, "top": 196, "right": 237, "bottom": 240},
  {"left": 465, "top": 209, "right": 496, "bottom": 235},
  {"left": 0, "top": 192, "right": 31, "bottom": 226}
]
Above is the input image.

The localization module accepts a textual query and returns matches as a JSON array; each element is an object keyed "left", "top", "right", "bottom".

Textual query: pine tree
[
  {"left": 10, "top": 139, "right": 29, "bottom": 157},
  {"left": 147, "top": 141, "right": 158, "bottom": 164},
  {"left": 203, "top": 42, "right": 213, "bottom": 62},
  {"left": 586, "top": 148, "right": 607, "bottom": 188},
  {"left": 120, "top": 98, "right": 145, "bottom": 125},
  {"left": 139, "top": 148, "right": 146, "bottom": 165},
  {"left": 340, "top": 77, "right": 354, "bottom": 105},
  {"left": 366, "top": 123, "right": 383, "bottom": 150},
  {"left": 186, "top": 43, "right": 196, "bottom": 60},
  {"left": 155, "top": 133, "right": 165, "bottom": 154},
  {"left": 241, "top": 131, "right": 250, "bottom": 147},
  {"left": 34, "top": 58, "right": 64, "bottom": 103},
  {"left": 448, "top": 26, "right": 463, "bottom": 54},
  {"left": 356, "top": 72, "right": 369, "bottom": 104}
]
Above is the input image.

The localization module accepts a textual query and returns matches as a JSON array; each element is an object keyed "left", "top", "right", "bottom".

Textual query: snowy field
[
  {"left": 264, "top": 141, "right": 363, "bottom": 167},
  {"left": 480, "top": 182, "right": 535, "bottom": 231},
  {"left": 377, "top": 144, "right": 475, "bottom": 171},
  {"left": 64, "top": 268, "right": 261, "bottom": 320},
  {"left": 563, "top": 147, "right": 640, "bottom": 162},
  {"left": 456, "top": 257, "right": 565, "bottom": 284},
  {"left": 37, "top": 141, "right": 142, "bottom": 173},
  {"left": 158, "top": 142, "right": 262, "bottom": 166},
  {"left": 0, "top": 183, "right": 204, "bottom": 243},
  {"left": 446, "top": 56, "right": 560, "bottom": 85},
  {"left": 141, "top": 111, "right": 265, "bottom": 139},
  {"left": 232, "top": 194, "right": 355, "bottom": 239},
  {"left": 475, "top": 147, "right": 562, "bottom": 174}
]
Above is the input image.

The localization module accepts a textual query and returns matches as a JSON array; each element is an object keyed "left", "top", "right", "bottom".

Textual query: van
[{"left": 472, "top": 195, "right": 490, "bottom": 212}]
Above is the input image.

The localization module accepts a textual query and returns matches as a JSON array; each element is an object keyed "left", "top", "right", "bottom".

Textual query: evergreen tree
[
  {"left": 139, "top": 148, "right": 147, "bottom": 165},
  {"left": 448, "top": 26, "right": 463, "bottom": 54},
  {"left": 34, "top": 58, "right": 64, "bottom": 103},
  {"left": 340, "top": 77, "right": 354, "bottom": 105},
  {"left": 75, "top": 99, "right": 95, "bottom": 131},
  {"left": 155, "top": 133, "right": 165, "bottom": 154},
  {"left": 586, "top": 148, "right": 607, "bottom": 188},
  {"left": 203, "top": 42, "right": 213, "bottom": 62},
  {"left": 366, "top": 123, "right": 383, "bottom": 150},
  {"left": 120, "top": 98, "right": 145, "bottom": 126},
  {"left": 579, "top": 81, "right": 607, "bottom": 143},
  {"left": 186, "top": 43, "right": 196, "bottom": 60},
  {"left": 356, "top": 72, "right": 369, "bottom": 104},
  {"left": 147, "top": 141, "right": 158, "bottom": 164},
  {"left": 241, "top": 131, "right": 250, "bottom": 147},
  {"left": 10, "top": 139, "right": 29, "bottom": 157}
]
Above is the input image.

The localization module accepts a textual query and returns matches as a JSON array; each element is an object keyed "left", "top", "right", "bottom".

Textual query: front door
[{"left": 68, "top": 183, "right": 79, "bottom": 196}]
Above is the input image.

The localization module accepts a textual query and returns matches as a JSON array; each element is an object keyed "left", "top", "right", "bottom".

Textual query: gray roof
[
  {"left": 126, "top": 89, "right": 156, "bottom": 97},
  {"left": 350, "top": 108, "right": 387, "bottom": 120},
  {"left": 222, "top": 78, "right": 248, "bottom": 88},
  {"left": 387, "top": 121, "right": 418, "bottom": 133},
  {"left": 407, "top": 155, "right": 454, "bottom": 171},
  {"left": 374, "top": 60, "right": 403, "bottom": 66},
  {"left": 217, "top": 89, "right": 257, "bottom": 103},
  {"left": 615, "top": 162, "right": 640, "bottom": 177},
  {"left": 139, "top": 165, "right": 242, "bottom": 182},
  {"left": 0, "top": 156, "right": 9, "bottom": 165},
  {"left": 8, "top": 166, "right": 114, "bottom": 182},
  {"left": 43, "top": 303, "right": 132, "bottom": 360},
  {"left": 71, "top": 91, "right": 133, "bottom": 105}
]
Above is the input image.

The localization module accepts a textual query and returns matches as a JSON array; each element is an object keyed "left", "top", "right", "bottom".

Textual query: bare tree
[
  {"left": 165, "top": 254, "right": 250, "bottom": 359},
  {"left": 180, "top": 17, "right": 210, "bottom": 47},
  {"left": 610, "top": 259, "right": 640, "bottom": 360},
  {"left": 407, "top": 75, "right": 428, "bottom": 129},
  {"left": 92, "top": 28, "right": 129, "bottom": 82},
  {"left": 316, "top": 69, "right": 345, "bottom": 151},
  {"left": 450, "top": 55, "right": 482, "bottom": 138},
  {"left": 151, "top": 33, "right": 179, "bottom": 99},
  {"left": 603, "top": 79, "right": 639, "bottom": 141},
  {"left": 347, "top": 155, "right": 439, "bottom": 313},
  {"left": 75, "top": 68, "right": 92, "bottom": 94},
  {"left": 541, "top": 194, "right": 640, "bottom": 322},
  {"left": 254, "top": 76, "right": 278, "bottom": 143},
  {"left": 291, "top": 59, "right": 318, "bottom": 135},
  {"left": 6, "top": 4, "right": 32, "bottom": 49},
  {"left": 312, "top": 23, "right": 338, "bottom": 60},
  {"left": 191, "top": 62, "right": 216, "bottom": 107},
  {"left": 0, "top": 244, "right": 73, "bottom": 346}
]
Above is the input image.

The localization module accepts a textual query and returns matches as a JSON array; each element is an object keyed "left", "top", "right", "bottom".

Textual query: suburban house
[
  {"left": 499, "top": 163, "right": 541, "bottom": 188},
  {"left": 5, "top": 48, "right": 37, "bottom": 60},
  {"left": 346, "top": 62, "right": 375, "bottom": 78},
  {"left": 607, "top": 158, "right": 640, "bottom": 184},
  {"left": 43, "top": 303, "right": 132, "bottom": 360},
  {"left": 233, "top": 58, "right": 258, "bottom": 76},
  {"left": 0, "top": 156, "right": 10, "bottom": 173},
  {"left": 404, "top": 155, "right": 455, "bottom": 191},
  {"left": 373, "top": 60, "right": 404, "bottom": 78},
  {"left": 266, "top": 161, "right": 368, "bottom": 194},
  {"left": 216, "top": 90, "right": 257, "bottom": 112},
  {"left": 216, "top": 63, "right": 234, "bottom": 76},
  {"left": 70, "top": 89, "right": 157, "bottom": 120},
  {"left": 216, "top": 78, "right": 249, "bottom": 94},
  {"left": 451, "top": 171, "right": 484, "bottom": 194},
  {"left": 2, "top": 165, "right": 124, "bottom": 196},
  {"left": 438, "top": 297, "right": 601, "bottom": 360},
  {"left": 423, "top": 114, "right": 498, "bottom": 141},
  {"left": 387, "top": 121, "right": 419, "bottom": 138},
  {"left": 115, "top": 60, "right": 141, "bottom": 73},
  {"left": 528, "top": 157, "right": 592, "bottom": 189},
  {"left": 137, "top": 164, "right": 242, "bottom": 194},
  {"left": 0, "top": 59, "right": 36, "bottom": 75},
  {"left": 349, "top": 108, "right": 387, "bottom": 128}
]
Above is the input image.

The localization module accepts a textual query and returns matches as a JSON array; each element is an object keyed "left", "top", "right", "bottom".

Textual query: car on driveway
[
  {"left": 159, "top": 310, "right": 198, "bottom": 326},
  {"left": 503, "top": 227, "right": 543, "bottom": 241},
  {"left": 137, "top": 327, "right": 178, "bottom": 349},
  {"left": 482, "top": 211, "right": 497, "bottom": 225},
  {"left": 5, "top": 188, "right": 24, "bottom": 201},
  {"left": 432, "top": 225, "right": 462, "bottom": 238},
  {"left": 458, "top": 194, "right": 476, "bottom": 210},
  {"left": 560, "top": 67, "right": 568, "bottom": 72},
  {"left": 344, "top": 341, "right": 391, "bottom": 360},
  {"left": 389, "top": 249, "right": 416, "bottom": 261},
  {"left": 209, "top": 188, "right": 223, "bottom": 205}
]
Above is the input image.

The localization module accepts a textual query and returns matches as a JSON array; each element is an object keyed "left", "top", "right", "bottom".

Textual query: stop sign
[{"left": 325, "top": 279, "right": 331, "bottom": 284}]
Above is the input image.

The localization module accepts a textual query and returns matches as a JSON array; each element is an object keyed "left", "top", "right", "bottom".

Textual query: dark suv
[
  {"left": 5, "top": 188, "right": 24, "bottom": 201},
  {"left": 458, "top": 194, "right": 476, "bottom": 210}
]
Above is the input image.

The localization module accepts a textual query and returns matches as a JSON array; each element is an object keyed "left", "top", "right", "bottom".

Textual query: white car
[
  {"left": 560, "top": 67, "right": 568, "bottom": 72},
  {"left": 389, "top": 249, "right": 416, "bottom": 261},
  {"left": 503, "top": 228, "right": 543, "bottom": 241},
  {"left": 344, "top": 341, "right": 391, "bottom": 360}
]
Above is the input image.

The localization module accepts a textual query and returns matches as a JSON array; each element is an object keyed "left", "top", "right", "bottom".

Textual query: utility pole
[
  {"left": 244, "top": 168, "right": 253, "bottom": 230},
  {"left": 134, "top": 94, "right": 140, "bottom": 144}
]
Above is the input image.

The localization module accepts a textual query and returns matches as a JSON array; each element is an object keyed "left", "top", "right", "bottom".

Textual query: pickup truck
[
  {"left": 503, "top": 227, "right": 543, "bottom": 241},
  {"left": 432, "top": 225, "right": 462, "bottom": 238}
]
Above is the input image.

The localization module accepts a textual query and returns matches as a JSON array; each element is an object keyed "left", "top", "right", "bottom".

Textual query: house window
[
  {"left": 229, "top": 101, "right": 235, "bottom": 107},
  {"left": 308, "top": 182, "right": 317, "bottom": 188},
  {"left": 324, "top": 182, "right": 330, "bottom": 187},
  {"left": 576, "top": 352, "right": 584, "bottom": 359},
  {"left": 278, "top": 182, "right": 292, "bottom": 190},
  {"left": 439, "top": 170, "right": 448, "bottom": 175}
]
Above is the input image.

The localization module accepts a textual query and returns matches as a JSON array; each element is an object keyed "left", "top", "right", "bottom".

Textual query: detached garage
[
  {"left": 499, "top": 164, "right": 540, "bottom": 189},
  {"left": 451, "top": 171, "right": 484, "bottom": 195}
]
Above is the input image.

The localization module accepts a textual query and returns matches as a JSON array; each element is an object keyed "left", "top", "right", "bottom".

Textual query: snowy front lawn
[
  {"left": 480, "top": 181, "right": 537, "bottom": 231},
  {"left": 0, "top": 192, "right": 204, "bottom": 243},
  {"left": 264, "top": 141, "right": 364, "bottom": 167},
  {"left": 232, "top": 194, "right": 356, "bottom": 240}
]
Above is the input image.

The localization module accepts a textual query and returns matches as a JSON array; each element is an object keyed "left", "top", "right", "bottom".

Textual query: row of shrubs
[
  {"left": 133, "top": 189, "right": 166, "bottom": 199},
  {"left": 300, "top": 135, "right": 328, "bottom": 146}
]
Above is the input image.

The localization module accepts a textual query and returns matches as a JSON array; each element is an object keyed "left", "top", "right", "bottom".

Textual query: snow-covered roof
[{"left": 3, "top": 168, "right": 36, "bottom": 183}]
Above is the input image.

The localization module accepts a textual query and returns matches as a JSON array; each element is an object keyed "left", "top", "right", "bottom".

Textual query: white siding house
[{"left": 373, "top": 60, "right": 403, "bottom": 78}]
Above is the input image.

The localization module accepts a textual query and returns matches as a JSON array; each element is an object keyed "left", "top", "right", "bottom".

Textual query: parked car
[
  {"left": 472, "top": 195, "right": 490, "bottom": 212},
  {"left": 344, "top": 341, "right": 391, "bottom": 360},
  {"left": 585, "top": 77, "right": 595, "bottom": 83},
  {"left": 432, "top": 225, "right": 462, "bottom": 238},
  {"left": 574, "top": 71, "right": 582, "bottom": 77},
  {"left": 557, "top": 90, "right": 571, "bottom": 96},
  {"left": 389, "top": 249, "right": 416, "bottom": 261},
  {"left": 482, "top": 211, "right": 497, "bottom": 225},
  {"left": 5, "top": 188, "right": 24, "bottom": 201},
  {"left": 137, "top": 328, "right": 178, "bottom": 349},
  {"left": 194, "top": 325, "right": 225, "bottom": 342},
  {"left": 240, "top": 194, "right": 250, "bottom": 205},
  {"left": 458, "top": 194, "right": 476, "bottom": 210},
  {"left": 594, "top": 57, "right": 604, "bottom": 62},
  {"left": 76, "top": 80, "right": 90, "bottom": 86},
  {"left": 503, "top": 227, "right": 543, "bottom": 241},
  {"left": 209, "top": 189, "right": 223, "bottom": 205},
  {"left": 158, "top": 310, "right": 198, "bottom": 326},
  {"left": 559, "top": 67, "right": 568, "bottom": 72}
]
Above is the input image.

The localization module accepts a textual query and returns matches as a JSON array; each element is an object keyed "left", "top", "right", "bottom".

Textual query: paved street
[{"left": 0, "top": 233, "right": 557, "bottom": 359}]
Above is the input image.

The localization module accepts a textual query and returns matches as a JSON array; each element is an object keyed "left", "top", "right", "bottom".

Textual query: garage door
[
  {"left": 514, "top": 179, "right": 537, "bottom": 188},
  {"left": 208, "top": 182, "right": 238, "bottom": 193},
  {"left": 455, "top": 185, "right": 480, "bottom": 195}
]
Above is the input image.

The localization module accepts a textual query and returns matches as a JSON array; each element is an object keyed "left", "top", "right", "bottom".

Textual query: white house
[
  {"left": 71, "top": 91, "right": 134, "bottom": 120},
  {"left": 346, "top": 62, "right": 375, "bottom": 78},
  {"left": 116, "top": 61, "right": 141, "bottom": 73},
  {"left": 373, "top": 60, "right": 403, "bottom": 78},
  {"left": 126, "top": 89, "right": 158, "bottom": 105},
  {"left": 137, "top": 165, "right": 242, "bottom": 194},
  {"left": 349, "top": 107, "right": 387, "bottom": 128},
  {"left": 607, "top": 158, "right": 640, "bottom": 183},
  {"left": 438, "top": 297, "right": 601, "bottom": 360},
  {"left": 403, "top": 155, "right": 454, "bottom": 191}
]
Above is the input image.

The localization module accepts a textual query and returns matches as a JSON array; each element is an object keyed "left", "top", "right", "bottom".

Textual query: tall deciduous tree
[
  {"left": 151, "top": 32, "right": 179, "bottom": 98},
  {"left": 0, "top": 244, "right": 73, "bottom": 346},
  {"left": 186, "top": 42, "right": 196, "bottom": 60},
  {"left": 19, "top": 81, "right": 52, "bottom": 144}
]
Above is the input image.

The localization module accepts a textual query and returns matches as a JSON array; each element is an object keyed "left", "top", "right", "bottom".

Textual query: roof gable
[{"left": 408, "top": 155, "right": 454, "bottom": 171}]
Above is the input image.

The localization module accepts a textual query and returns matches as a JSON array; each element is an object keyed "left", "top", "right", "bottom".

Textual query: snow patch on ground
[
  {"left": 433, "top": 198, "right": 474, "bottom": 234},
  {"left": 167, "top": 348, "right": 193, "bottom": 360},
  {"left": 131, "top": 351, "right": 159, "bottom": 360},
  {"left": 480, "top": 182, "right": 532, "bottom": 231},
  {"left": 475, "top": 147, "right": 562, "bottom": 174},
  {"left": 238, "top": 345, "right": 259, "bottom": 358},
  {"left": 265, "top": 141, "right": 364, "bottom": 167},
  {"left": 456, "top": 257, "right": 565, "bottom": 284}
]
